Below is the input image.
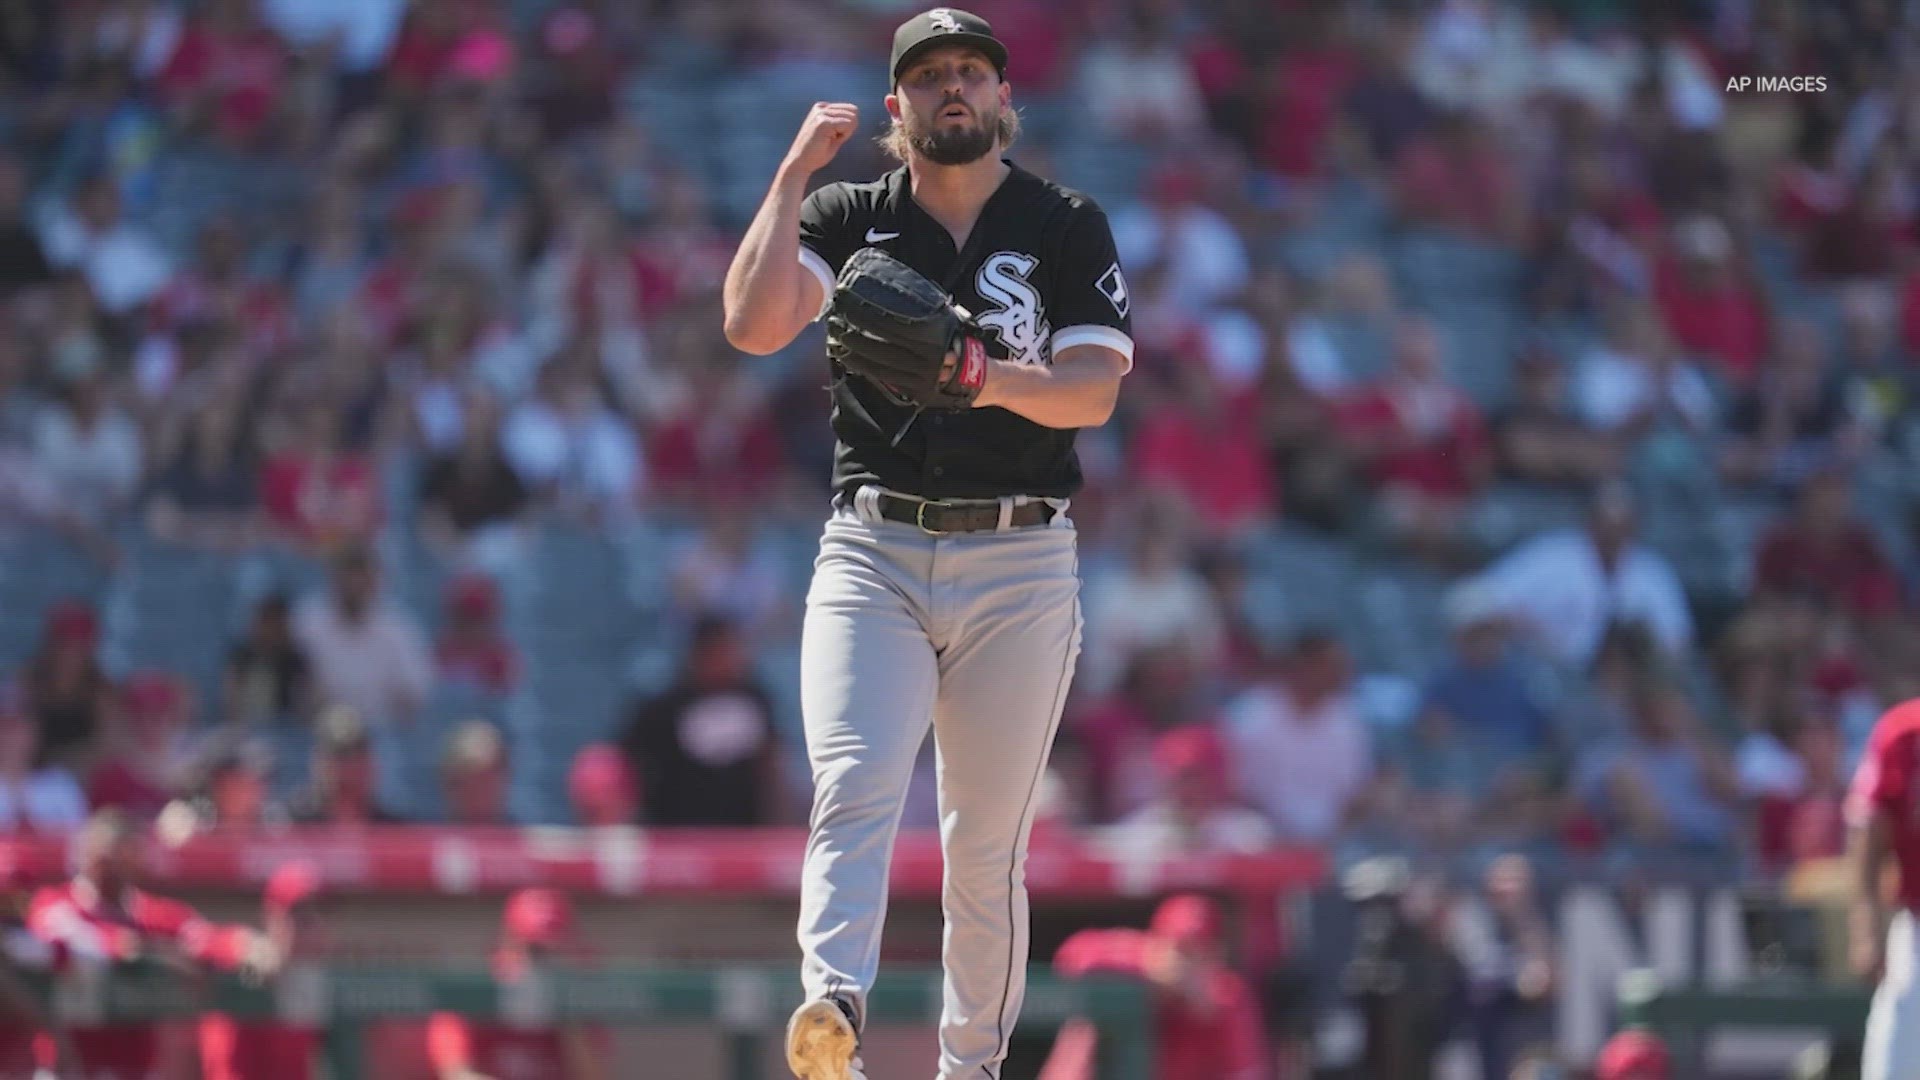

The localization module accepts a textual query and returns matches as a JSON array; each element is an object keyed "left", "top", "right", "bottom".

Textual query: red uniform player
[
  {"left": 426, "top": 888, "right": 607, "bottom": 1080},
  {"left": 1847, "top": 699, "right": 1920, "bottom": 1080},
  {"left": 26, "top": 809, "right": 270, "bottom": 1080},
  {"left": 1040, "top": 894, "right": 1267, "bottom": 1080},
  {"left": 199, "top": 862, "right": 324, "bottom": 1080}
]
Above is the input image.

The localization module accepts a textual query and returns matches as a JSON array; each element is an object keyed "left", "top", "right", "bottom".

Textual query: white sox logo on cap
[{"left": 927, "top": 8, "right": 963, "bottom": 32}]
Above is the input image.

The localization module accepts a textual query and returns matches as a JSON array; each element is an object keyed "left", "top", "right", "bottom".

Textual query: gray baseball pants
[{"left": 796, "top": 485, "right": 1084, "bottom": 1078}]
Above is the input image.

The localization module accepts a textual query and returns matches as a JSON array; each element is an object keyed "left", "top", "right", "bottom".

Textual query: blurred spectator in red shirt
[
  {"left": 157, "top": 0, "right": 289, "bottom": 147},
  {"left": 88, "top": 672, "right": 196, "bottom": 818},
  {"left": 28, "top": 809, "right": 271, "bottom": 1080},
  {"left": 568, "top": 744, "right": 637, "bottom": 828},
  {"left": 443, "top": 720, "right": 511, "bottom": 827},
  {"left": 427, "top": 888, "right": 608, "bottom": 1080},
  {"left": 1042, "top": 894, "right": 1267, "bottom": 1080},
  {"left": 1133, "top": 361, "right": 1278, "bottom": 541},
  {"left": 1654, "top": 214, "right": 1769, "bottom": 384},
  {"left": 260, "top": 397, "right": 382, "bottom": 553},
  {"left": 1392, "top": 110, "right": 1523, "bottom": 243},
  {"left": 1336, "top": 317, "right": 1490, "bottom": 562},
  {"left": 288, "top": 706, "right": 400, "bottom": 827},
  {"left": 24, "top": 600, "right": 110, "bottom": 771},
  {"left": 1094, "top": 726, "right": 1273, "bottom": 861},
  {"left": 1756, "top": 714, "right": 1849, "bottom": 872},
  {"left": 1753, "top": 468, "right": 1901, "bottom": 619},
  {"left": 436, "top": 575, "right": 518, "bottom": 695},
  {"left": 0, "top": 682, "right": 85, "bottom": 833},
  {"left": 200, "top": 862, "right": 326, "bottom": 1080},
  {"left": 1594, "top": 1029, "right": 1671, "bottom": 1080},
  {"left": 1804, "top": 149, "right": 1914, "bottom": 279},
  {"left": 648, "top": 364, "right": 787, "bottom": 506},
  {"left": 1062, "top": 644, "right": 1207, "bottom": 826},
  {"left": 1257, "top": 11, "right": 1357, "bottom": 180},
  {"left": 148, "top": 217, "right": 291, "bottom": 357}
]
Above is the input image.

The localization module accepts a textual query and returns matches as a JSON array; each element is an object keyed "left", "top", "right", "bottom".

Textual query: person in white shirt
[
  {"left": 1080, "top": 515, "right": 1224, "bottom": 696},
  {"left": 1223, "top": 631, "right": 1374, "bottom": 843},
  {"left": 501, "top": 351, "right": 643, "bottom": 520},
  {"left": 1469, "top": 481, "right": 1693, "bottom": 670},
  {"left": 1574, "top": 302, "right": 1716, "bottom": 435},
  {"left": 1095, "top": 724, "right": 1272, "bottom": 862},
  {"left": 32, "top": 349, "right": 142, "bottom": 525},
  {"left": 292, "top": 547, "right": 434, "bottom": 728},
  {"left": 33, "top": 174, "right": 173, "bottom": 315}
]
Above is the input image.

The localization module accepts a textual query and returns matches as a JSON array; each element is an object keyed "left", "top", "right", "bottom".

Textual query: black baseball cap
[{"left": 890, "top": 8, "right": 1009, "bottom": 86}]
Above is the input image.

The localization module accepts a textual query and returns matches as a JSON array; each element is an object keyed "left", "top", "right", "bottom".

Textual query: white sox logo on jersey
[{"left": 974, "top": 251, "right": 1051, "bottom": 366}]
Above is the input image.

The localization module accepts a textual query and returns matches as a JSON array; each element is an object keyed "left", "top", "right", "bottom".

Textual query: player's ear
[{"left": 884, "top": 92, "right": 902, "bottom": 122}]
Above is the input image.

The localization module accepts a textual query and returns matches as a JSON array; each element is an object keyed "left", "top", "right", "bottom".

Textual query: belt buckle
[{"left": 915, "top": 499, "right": 950, "bottom": 536}]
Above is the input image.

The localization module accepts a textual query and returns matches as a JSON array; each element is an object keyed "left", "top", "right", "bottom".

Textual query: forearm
[
  {"left": 973, "top": 351, "right": 1123, "bottom": 429},
  {"left": 1852, "top": 819, "right": 1890, "bottom": 948},
  {"left": 723, "top": 165, "right": 813, "bottom": 355}
]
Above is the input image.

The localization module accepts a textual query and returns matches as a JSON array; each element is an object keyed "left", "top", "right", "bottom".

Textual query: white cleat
[{"left": 786, "top": 997, "right": 866, "bottom": 1080}]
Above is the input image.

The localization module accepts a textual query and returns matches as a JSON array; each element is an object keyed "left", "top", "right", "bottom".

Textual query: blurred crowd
[{"left": 0, "top": 0, "right": 1916, "bottom": 936}]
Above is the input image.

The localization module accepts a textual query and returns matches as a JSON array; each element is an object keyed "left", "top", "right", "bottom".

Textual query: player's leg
[
  {"left": 795, "top": 515, "right": 941, "bottom": 1027},
  {"left": 927, "top": 522, "right": 1083, "bottom": 1078},
  {"left": 1864, "top": 910, "right": 1920, "bottom": 1080}
]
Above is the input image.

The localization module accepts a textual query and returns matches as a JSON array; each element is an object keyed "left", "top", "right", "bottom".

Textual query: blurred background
[{"left": 0, "top": 0, "right": 1913, "bottom": 1075}]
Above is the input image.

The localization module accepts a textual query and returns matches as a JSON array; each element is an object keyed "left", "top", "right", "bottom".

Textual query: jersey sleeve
[
  {"left": 1051, "top": 928, "right": 1150, "bottom": 979},
  {"left": 425, "top": 1012, "right": 473, "bottom": 1071},
  {"left": 798, "top": 183, "right": 860, "bottom": 321},
  {"left": 1046, "top": 202, "right": 1136, "bottom": 374}
]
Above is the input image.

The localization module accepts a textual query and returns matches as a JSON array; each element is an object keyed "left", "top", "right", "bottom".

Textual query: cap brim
[{"left": 893, "top": 34, "right": 1009, "bottom": 84}]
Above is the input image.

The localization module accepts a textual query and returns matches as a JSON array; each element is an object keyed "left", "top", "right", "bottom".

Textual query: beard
[{"left": 905, "top": 102, "right": 998, "bottom": 166}]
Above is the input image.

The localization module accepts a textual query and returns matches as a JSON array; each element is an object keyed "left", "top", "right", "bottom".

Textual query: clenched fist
[{"left": 784, "top": 102, "right": 859, "bottom": 175}]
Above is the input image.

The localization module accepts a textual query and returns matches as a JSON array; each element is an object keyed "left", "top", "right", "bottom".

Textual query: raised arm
[{"left": 722, "top": 102, "right": 858, "bottom": 355}]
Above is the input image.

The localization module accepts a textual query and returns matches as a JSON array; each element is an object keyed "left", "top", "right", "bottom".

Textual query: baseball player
[
  {"left": 1848, "top": 699, "right": 1920, "bottom": 1080},
  {"left": 721, "top": 8, "right": 1134, "bottom": 1078}
]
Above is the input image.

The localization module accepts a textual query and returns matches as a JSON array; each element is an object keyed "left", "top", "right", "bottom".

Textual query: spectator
[
  {"left": 1093, "top": 726, "right": 1273, "bottom": 861},
  {"left": 417, "top": 388, "right": 529, "bottom": 565},
  {"left": 1577, "top": 680, "right": 1739, "bottom": 867},
  {"left": 1043, "top": 894, "right": 1267, "bottom": 1080},
  {"left": 24, "top": 601, "right": 111, "bottom": 770},
  {"left": 426, "top": 888, "right": 608, "bottom": 1080},
  {"left": 1423, "top": 582, "right": 1557, "bottom": 767},
  {"left": 1080, "top": 511, "right": 1224, "bottom": 697},
  {"left": 1753, "top": 469, "right": 1900, "bottom": 619},
  {"left": 31, "top": 172, "right": 173, "bottom": 315},
  {"left": 1075, "top": 13, "right": 1207, "bottom": 143},
  {"left": 168, "top": 739, "right": 279, "bottom": 833},
  {"left": 1062, "top": 644, "right": 1207, "bottom": 826},
  {"left": 1335, "top": 317, "right": 1491, "bottom": 562},
  {"left": 32, "top": 346, "right": 143, "bottom": 526},
  {"left": 646, "top": 362, "right": 789, "bottom": 504},
  {"left": 292, "top": 547, "right": 434, "bottom": 729},
  {"left": 619, "top": 615, "right": 778, "bottom": 827},
  {"left": 502, "top": 351, "right": 642, "bottom": 521},
  {"left": 0, "top": 684, "right": 85, "bottom": 833},
  {"left": 1721, "top": 321, "right": 1865, "bottom": 491},
  {"left": 148, "top": 218, "right": 292, "bottom": 357},
  {"left": 225, "top": 592, "right": 313, "bottom": 728},
  {"left": 1110, "top": 167, "right": 1250, "bottom": 313},
  {"left": 435, "top": 575, "right": 518, "bottom": 696},
  {"left": 1653, "top": 214, "right": 1769, "bottom": 384},
  {"left": 442, "top": 719, "right": 510, "bottom": 827},
  {"left": 1471, "top": 482, "right": 1694, "bottom": 670},
  {"left": 1594, "top": 1029, "right": 1671, "bottom": 1080},
  {"left": 144, "top": 382, "right": 262, "bottom": 549},
  {"left": 667, "top": 508, "right": 790, "bottom": 642},
  {"left": 198, "top": 862, "right": 326, "bottom": 1080},
  {"left": 288, "top": 706, "right": 399, "bottom": 827},
  {"left": 28, "top": 809, "right": 272, "bottom": 1080},
  {"left": 155, "top": 0, "right": 291, "bottom": 148},
  {"left": 1573, "top": 302, "right": 1716, "bottom": 438},
  {"left": 87, "top": 672, "right": 198, "bottom": 819},
  {"left": 1492, "top": 347, "right": 1622, "bottom": 489},
  {"left": 568, "top": 744, "right": 637, "bottom": 828},
  {"left": 1132, "top": 359, "right": 1278, "bottom": 541},
  {"left": 259, "top": 397, "right": 381, "bottom": 553},
  {"left": 1223, "top": 630, "right": 1373, "bottom": 843},
  {"left": 0, "top": 151, "right": 50, "bottom": 301},
  {"left": 1342, "top": 16, "right": 1435, "bottom": 168},
  {"left": 1447, "top": 854, "right": 1557, "bottom": 1080},
  {"left": 1391, "top": 109, "right": 1524, "bottom": 243}
]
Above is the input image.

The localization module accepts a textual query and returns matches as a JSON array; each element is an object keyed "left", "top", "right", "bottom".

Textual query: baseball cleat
[{"left": 786, "top": 997, "right": 865, "bottom": 1080}]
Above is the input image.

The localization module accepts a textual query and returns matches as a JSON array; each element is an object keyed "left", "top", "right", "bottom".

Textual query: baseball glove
[{"left": 826, "top": 247, "right": 990, "bottom": 410}]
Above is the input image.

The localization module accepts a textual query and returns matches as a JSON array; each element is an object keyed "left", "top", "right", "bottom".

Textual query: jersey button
[{"left": 932, "top": 466, "right": 945, "bottom": 477}]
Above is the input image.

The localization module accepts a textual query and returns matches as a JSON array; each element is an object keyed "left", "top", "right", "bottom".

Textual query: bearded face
[{"left": 891, "top": 46, "right": 1010, "bottom": 166}]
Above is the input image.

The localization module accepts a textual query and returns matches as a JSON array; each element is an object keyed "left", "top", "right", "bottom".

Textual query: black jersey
[{"left": 798, "top": 159, "right": 1134, "bottom": 500}]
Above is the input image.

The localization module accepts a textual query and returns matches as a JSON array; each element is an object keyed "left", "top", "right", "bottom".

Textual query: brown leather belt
[{"left": 876, "top": 492, "right": 1056, "bottom": 534}]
